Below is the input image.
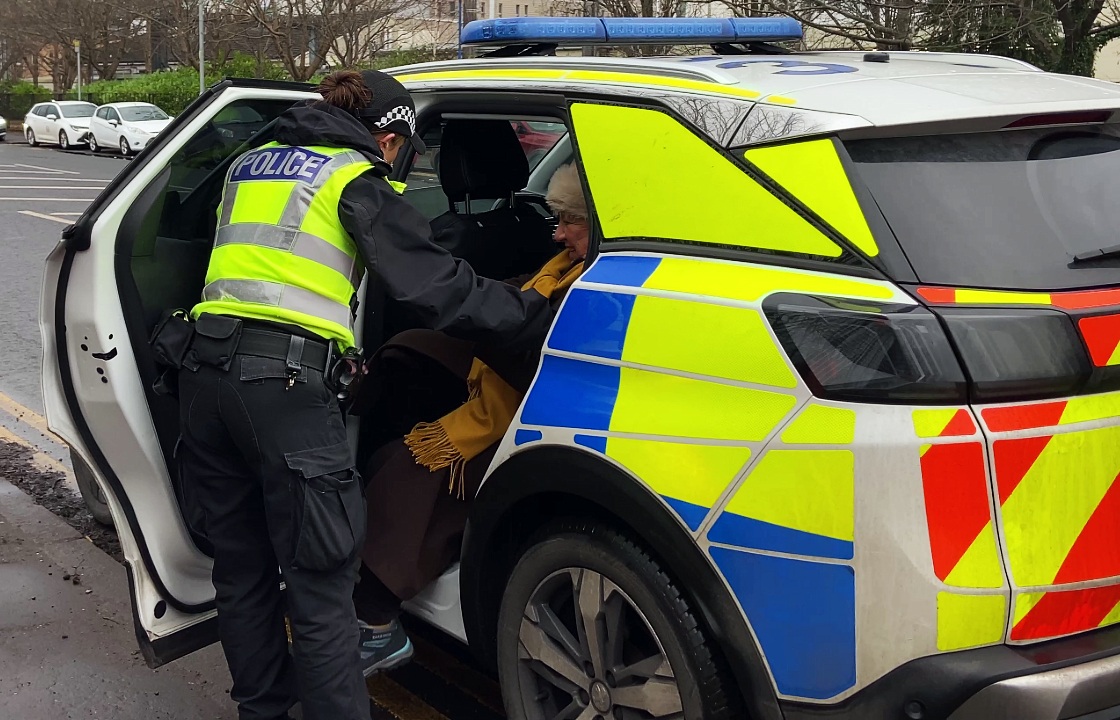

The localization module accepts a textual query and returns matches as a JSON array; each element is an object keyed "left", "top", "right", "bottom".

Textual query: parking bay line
[
  {"left": 0, "top": 185, "right": 106, "bottom": 190},
  {"left": 19, "top": 211, "right": 72, "bottom": 224},
  {"left": 0, "top": 197, "right": 96, "bottom": 202},
  {"left": 15, "top": 163, "right": 80, "bottom": 175}
]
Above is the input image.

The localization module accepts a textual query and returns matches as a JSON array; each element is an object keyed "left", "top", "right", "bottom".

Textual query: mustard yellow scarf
[{"left": 404, "top": 252, "right": 585, "bottom": 498}]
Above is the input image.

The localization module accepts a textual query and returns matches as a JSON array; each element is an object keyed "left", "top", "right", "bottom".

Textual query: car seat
[{"left": 429, "top": 119, "right": 557, "bottom": 280}]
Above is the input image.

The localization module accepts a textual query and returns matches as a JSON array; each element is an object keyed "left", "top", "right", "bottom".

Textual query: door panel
[{"left": 41, "top": 85, "right": 316, "bottom": 664}]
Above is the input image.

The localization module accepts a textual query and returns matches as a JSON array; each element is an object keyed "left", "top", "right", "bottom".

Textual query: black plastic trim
[
  {"left": 460, "top": 445, "right": 784, "bottom": 720},
  {"left": 126, "top": 565, "right": 219, "bottom": 668},
  {"left": 782, "top": 621, "right": 1120, "bottom": 720}
]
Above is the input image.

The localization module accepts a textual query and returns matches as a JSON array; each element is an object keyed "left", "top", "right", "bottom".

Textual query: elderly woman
[{"left": 352, "top": 163, "right": 590, "bottom": 672}]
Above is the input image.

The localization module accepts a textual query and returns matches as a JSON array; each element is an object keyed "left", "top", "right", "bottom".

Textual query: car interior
[{"left": 113, "top": 96, "right": 574, "bottom": 555}]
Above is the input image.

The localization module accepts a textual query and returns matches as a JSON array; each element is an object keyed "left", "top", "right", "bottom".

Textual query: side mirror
[
  {"left": 47, "top": 114, "right": 58, "bottom": 121},
  {"left": 109, "top": 119, "right": 119, "bottom": 127}
]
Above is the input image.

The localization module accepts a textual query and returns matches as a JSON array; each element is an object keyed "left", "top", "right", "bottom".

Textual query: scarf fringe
[{"left": 404, "top": 421, "right": 468, "bottom": 499}]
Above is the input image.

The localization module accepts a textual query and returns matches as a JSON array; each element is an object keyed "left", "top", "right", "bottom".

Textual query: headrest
[{"left": 438, "top": 119, "right": 530, "bottom": 202}]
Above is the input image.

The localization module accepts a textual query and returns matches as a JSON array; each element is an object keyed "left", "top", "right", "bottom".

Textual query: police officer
[{"left": 176, "top": 70, "right": 553, "bottom": 720}]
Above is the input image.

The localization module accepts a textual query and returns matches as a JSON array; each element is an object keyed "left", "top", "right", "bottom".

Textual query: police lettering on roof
[{"left": 231, "top": 147, "right": 332, "bottom": 184}]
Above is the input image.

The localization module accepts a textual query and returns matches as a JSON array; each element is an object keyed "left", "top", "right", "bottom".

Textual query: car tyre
[
  {"left": 70, "top": 448, "right": 114, "bottom": 527},
  {"left": 119, "top": 137, "right": 130, "bottom": 156},
  {"left": 88, "top": 134, "right": 99, "bottom": 152},
  {"left": 59, "top": 130, "right": 69, "bottom": 150},
  {"left": 497, "top": 519, "right": 740, "bottom": 720},
  {"left": 26, "top": 128, "right": 37, "bottom": 146}
]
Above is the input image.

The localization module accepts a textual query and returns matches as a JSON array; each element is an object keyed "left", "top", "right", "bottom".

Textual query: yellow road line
[
  {"left": 367, "top": 675, "right": 450, "bottom": 720},
  {"left": 410, "top": 633, "right": 505, "bottom": 715},
  {"left": 18, "top": 210, "right": 72, "bottom": 224},
  {"left": 0, "top": 391, "right": 57, "bottom": 439}
]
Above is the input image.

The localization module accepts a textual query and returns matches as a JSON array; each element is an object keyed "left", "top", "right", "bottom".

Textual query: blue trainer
[{"left": 359, "top": 619, "right": 414, "bottom": 677}]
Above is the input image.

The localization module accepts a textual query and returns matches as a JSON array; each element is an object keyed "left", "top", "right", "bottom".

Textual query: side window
[
  {"left": 571, "top": 102, "right": 860, "bottom": 263},
  {"left": 47, "top": 105, "right": 60, "bottom": 118},
  {"left": 109, "top": 109, "right": 121, "bottom": 122},
  {"left": 403, "top": 117, "right": 567, "bottom": 221},
  {"left": 157, "top": 98, "right": 299, "bottom": 239},
  {"left": 166, "top": 99, "right": 295, "bottom": 196}
]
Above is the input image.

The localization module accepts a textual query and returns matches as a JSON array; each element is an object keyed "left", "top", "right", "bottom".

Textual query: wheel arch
[{"left": 460, "top": 444, "right": 783, "bottom": 720}]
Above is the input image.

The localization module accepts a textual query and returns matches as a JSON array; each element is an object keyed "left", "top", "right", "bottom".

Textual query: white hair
[{"left": 545, "top": 163, "right": 588, "bottom": 219}]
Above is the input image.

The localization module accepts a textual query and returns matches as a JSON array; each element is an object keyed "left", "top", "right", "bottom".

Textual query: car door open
[{"left": 40, "top": 83, "right": 315, "bottom": 667}]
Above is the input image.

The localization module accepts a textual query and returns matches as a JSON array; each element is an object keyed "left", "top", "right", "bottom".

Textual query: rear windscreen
[{"left": 845, "top": 126, "right": 1120, "bottom": 290}]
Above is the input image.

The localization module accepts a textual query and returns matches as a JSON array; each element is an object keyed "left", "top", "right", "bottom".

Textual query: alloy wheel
[
  {"left": 89, "top": 135, "right": 99, "bottom": 152},
  {"left": 59, "top": 130, "right": 69, "bottom": 149},
  {"left": 515, "top": 567, "right": 683, "bottom": 720},
  {"left": 119, "top": 137, "right": 130, "bottom": 156},
  {"left": 26, "top": 128, "right": 36, "bottom": 146}
]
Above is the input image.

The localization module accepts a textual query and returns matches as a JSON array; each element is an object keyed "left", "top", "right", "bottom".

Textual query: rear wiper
[{"left": 1069, "top": 243, "right": 1120, "bottom": 266}]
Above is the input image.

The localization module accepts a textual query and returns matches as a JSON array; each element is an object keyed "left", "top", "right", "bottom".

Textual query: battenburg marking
[{"left": 231, "top": 147, "right": 332, "bottom": 184}]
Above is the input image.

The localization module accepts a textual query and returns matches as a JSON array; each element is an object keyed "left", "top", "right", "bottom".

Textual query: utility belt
[{"left": 150, "top": 311, "right": 366, "bottom": 404}]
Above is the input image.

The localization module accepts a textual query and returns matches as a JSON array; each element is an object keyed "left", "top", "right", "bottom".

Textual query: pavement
[{"left": 0, "top": 461, "right": 236, "bottom": 719}]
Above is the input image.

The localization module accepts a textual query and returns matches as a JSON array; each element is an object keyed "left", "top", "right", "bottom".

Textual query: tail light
[
  {"left": 934, "top": 308, "right": 1089, "bottom": 402},
  {"left": 766, "top": 295, "right": 1101, "bottom": 404},
  {"left": 764, "top": 294, "right": 967, "bottom": 404}
]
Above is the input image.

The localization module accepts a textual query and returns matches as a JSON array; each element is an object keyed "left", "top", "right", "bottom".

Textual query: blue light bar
[{"left": 461, "top": 16, "right": 803, "bottom": 47}]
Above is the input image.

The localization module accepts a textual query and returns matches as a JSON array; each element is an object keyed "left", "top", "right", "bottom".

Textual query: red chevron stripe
[
  {"left": 940, "top": 409, "right": 977, "bottom": 437},
  {"left": 1052, "top": 472, "right": 1120, "bottom": 585},
  {"left": 1051, "top": 288, "right": 1120, "bottom": 310},
  {"left": 1012, "top": 584, "right": 1120, "bottom": 641},
  {"left": 1079, "top": 314, "right": 1120, "bottom": 367},
  {"left": 993, "top": 436, "right": 1052, "bottom": 505},
  {"left": 983, "top": 402, "right": 1067, "bottom": 432},
  {"left": 920, "top": 442, "right": 990, "bottom": 582}
]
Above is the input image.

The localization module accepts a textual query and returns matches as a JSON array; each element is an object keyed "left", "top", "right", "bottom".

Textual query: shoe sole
[{"left": 362, "top": 638, "right": 414, "bottom": 678}]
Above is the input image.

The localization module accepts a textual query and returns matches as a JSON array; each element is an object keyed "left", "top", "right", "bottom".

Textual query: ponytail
[{"left": 317, "top": 70, "right": 371, "bottom": 113}]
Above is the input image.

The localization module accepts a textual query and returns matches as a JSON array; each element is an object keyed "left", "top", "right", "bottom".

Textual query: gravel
[{"left": 0, "top": 439, "right": 122, "bottom": 562}]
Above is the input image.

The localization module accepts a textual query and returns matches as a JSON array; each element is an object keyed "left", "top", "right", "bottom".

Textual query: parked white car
[
  {"left": 24, "top": 101, "right": 96, "bottom": 149},
  {"left": 0, "top": 114, "right": 7, "bottom": 141},
  {"left": 89, "top": 102, "right": 173, "bottom": 155}
]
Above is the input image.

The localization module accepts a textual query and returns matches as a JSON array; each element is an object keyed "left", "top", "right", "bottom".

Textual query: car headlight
[{"left": 70, "top": 124, "right": 84, "bottom": 132}]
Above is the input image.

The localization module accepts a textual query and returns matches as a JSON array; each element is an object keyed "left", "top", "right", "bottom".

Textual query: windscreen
[
  {"left": 845, "top": 125, "right": 1120, "bottom": 289},
  {"left": 61, "top": 104, "right": 95, "bottom": 118},
  {"left": 120, "top": 106, "right": 169, "bottom": 122}
]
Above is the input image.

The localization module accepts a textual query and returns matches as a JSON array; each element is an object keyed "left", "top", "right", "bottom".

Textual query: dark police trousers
[{"left": 178, "top": 343, "right": 370, "bottom": 720}]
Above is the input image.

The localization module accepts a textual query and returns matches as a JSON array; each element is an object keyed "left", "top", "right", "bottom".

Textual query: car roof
[
  {"left": 55, "top": 100, "right": 95, "bottom": 105},
  {"left": 392, "top": 52, "right": 1120, "bottom": 132}
]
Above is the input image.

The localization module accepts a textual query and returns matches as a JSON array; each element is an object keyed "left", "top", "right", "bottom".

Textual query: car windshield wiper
[{"left": 1069, "top": 243, "right": 1120, "bottom": 266}]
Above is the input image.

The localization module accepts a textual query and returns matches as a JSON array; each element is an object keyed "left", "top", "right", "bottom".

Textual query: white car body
[
  {"left": 0, "top": 114, "right": 7, "bottom": 140},
  {"left": 24, "top": 100, "right": 96, "bottom": 148},
  {"left": 89, "top": 102, "right": 174, "bottom": 154}
]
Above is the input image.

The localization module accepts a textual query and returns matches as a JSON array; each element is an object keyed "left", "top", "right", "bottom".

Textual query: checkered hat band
[{"left": 374, "top": 105, "right": 415, "bottom": 133}]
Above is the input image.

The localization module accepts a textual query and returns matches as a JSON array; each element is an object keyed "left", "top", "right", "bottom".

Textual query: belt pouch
[
  {"left": 190, "top": 313, "right": 243, "bottom": 371},
  {"left": 150, "top": 310, "right": 196, "bottom": 371}
]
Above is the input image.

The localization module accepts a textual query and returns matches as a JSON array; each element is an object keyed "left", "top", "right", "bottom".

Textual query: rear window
[{"left": 846, "top": 125, "right": 1120, "bottom": 290}]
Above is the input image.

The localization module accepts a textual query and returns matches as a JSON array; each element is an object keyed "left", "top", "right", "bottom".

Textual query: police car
[{"left": 39, "top": 16, "right": 1120, "bottom": 720}]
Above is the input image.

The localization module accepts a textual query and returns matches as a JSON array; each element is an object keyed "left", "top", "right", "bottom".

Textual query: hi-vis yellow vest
[{"left": 193, "top": 143, "right": 378, "bottom": 350}]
